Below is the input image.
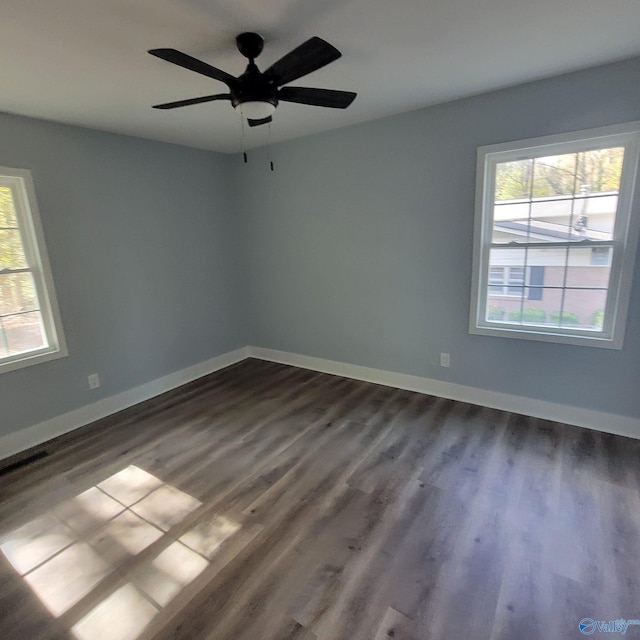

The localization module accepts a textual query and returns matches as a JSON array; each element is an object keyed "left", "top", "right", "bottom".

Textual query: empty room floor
[{"left": 0, "top": 358, "right": 638, "bottom": 640}]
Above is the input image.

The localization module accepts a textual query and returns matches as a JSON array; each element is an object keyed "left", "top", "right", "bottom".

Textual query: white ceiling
[{"left": 2, "top": 0, "right": 640, "bottom": 153}]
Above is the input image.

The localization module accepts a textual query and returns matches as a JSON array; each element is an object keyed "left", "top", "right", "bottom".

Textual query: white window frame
[
  {"left": 470, "top": 122, "right": 640, "bottom": 349},
  {"left": 0, "top": 167, "right": 67, "bottom": 372}
]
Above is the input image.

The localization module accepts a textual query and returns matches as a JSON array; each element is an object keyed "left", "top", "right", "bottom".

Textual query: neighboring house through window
[
  {"left": 0, "top": 167, "right": 67, "bottom": 372},
  {"left": 470, "top": 122, "right": 640, "bottom": 348}
]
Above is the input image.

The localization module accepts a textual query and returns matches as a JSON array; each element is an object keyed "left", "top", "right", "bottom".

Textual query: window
[
  {"left": 470, "top": 122, "right": 640, "bottom": 348},
  {"left": 0, "top": 167, "right": 67, "bottom": 372}
]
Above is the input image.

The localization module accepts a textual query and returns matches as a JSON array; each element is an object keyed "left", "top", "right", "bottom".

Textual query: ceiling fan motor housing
[{"left": 231, "top": 62, "right": 278, "bottom": 110}]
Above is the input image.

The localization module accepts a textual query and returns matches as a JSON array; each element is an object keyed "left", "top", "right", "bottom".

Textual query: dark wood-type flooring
[{"left": 1, "top": 359, "right": 639, "bottom": 640}]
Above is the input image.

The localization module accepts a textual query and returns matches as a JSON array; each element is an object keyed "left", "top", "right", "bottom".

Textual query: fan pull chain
[
  {"left": 267, "top": 121, "right": 274, "bottom": 171},
  {"left": 240, "top": 115, "right": 248, "bottom": 164}
]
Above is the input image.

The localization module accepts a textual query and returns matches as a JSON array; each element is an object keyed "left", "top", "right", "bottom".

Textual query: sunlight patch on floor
[
  {"left": 88, "top": 511, "right": 163, "bottom": 563},
  {"left": 66, "top": 486, "right": 126, "bottom": 522},
  {"left": 130, "top": 484, "right": 201, "bottom": 531},
  {"left": 71, "top": 584, "right": 158, "bottom": 640},
  {"left": 1, "top": 513, "right": 76, "bottom": 575},
  {"left": 24, "top": 543, "right": 111, "bottom": 616},
  {"left": 180, "top": 514, "right": 241, "bottom": 559},
  {"left": 97, "top": 466, "right": 163, "bottom": 507},
  {"left": 0, "top": 464, "right": 241, "bottom": 640},
  {"left": 133, "top": 541, "right": 209, "bottom": 606}
]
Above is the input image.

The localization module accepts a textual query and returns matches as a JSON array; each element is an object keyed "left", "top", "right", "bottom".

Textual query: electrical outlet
[
  {"left": 88, "top": 373, "right": 100, "bottom": 389},
  {"left": 440, "top": 353, "right": 450, "bottom": 368}
]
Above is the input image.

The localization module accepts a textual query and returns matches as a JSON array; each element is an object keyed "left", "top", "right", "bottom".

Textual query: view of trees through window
[
  {"left": 494, "top": 148, "right": 624, "bottom": 200},
  {"left": 0, "top": 185, "right": 46, "bottom": 357},
  {"left": 486, "top": 147, "right": 623, "bottom": 331}
]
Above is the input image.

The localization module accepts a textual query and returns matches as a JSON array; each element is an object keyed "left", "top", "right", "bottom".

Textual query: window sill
[
  {"left": 470, "top": 323, "right": 622, "bottom": 349},
  {"left": 0, "top": 346, "right": 69, "bottom": 374}
]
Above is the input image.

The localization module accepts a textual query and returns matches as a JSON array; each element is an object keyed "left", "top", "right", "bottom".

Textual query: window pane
[
  {"left": 488, "top": 267, "right": 505, "bottom": 294},
  {"left": 571, "top": 192, "right": 617, "bottom": 241},
  {"left": 492, "top": 202, "right": 531, "bottom": 243},
  {"left": 0, "top": 229, "right": 28, "bottom": 269},
  {"left": 0, "top": 186, "right": 18, "bottom": 228},
  {"left": 523, "top": 249, "right": 564, "bottom": 313},
  {"left": 528, "top": 199, "right": 575, "bottom": 242},
  {"left": 495, "top": 159, "right": 533, "bottom": 201},
  {"left": 526, "top": 246, "right": 567, "bottom": 285},
  {"left": 489, "top": 247, "right": 526, "bottom": 269},
  {"left": 578, "top": 148, "right": 624, "bottom": 194},
  {"left": 486, "top": 305, "right": 507, "bottom": 322},
  {"left": 555, "top": 289, "right": 609, "bottom": 330},
  {"left": 487, "top": 249, "right": 525, "bottom": 302},
  {"left": 532, "top": 153, "right": 578, "bottom": 198},
  {"left": 524, "top": 287, "right": 564, "bottom": 315},
  {"left": 1, "top": 311, "right": 47, "bottom": 355},
  {"left": 527, "top": 266, "right": 545, "bottom": 300},
  {"left": 566, "top": 247, "right": 612, "bottom": 288},
  {"left": 0, "top": 273, "right": 39, "bottom": 315},
  {"left": 507, "top": 305, "right": 547, "bottom": 325},
  {"left": 506, "top": 266, "right": 525, "bottom": 296}
]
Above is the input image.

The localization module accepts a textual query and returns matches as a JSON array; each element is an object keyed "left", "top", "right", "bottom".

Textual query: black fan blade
[
  {"left": 278, "top": 86, "right": 356, "bottom": 109},
  {"left": 264, "top": 37, "right": 341, "bottom": 87},
  {"left": 247, "top": 116, "right": 273, "bottom": 127},
  {"left": 152, "top": 94, "right": 231, "bottom": 110},
  {"left": 149, "top": 49, "right": 236, "bottom": 87}
]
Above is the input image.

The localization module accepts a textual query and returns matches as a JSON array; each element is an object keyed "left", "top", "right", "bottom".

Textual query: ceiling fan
[{"left": 149, "top": 33, "right": 357, "bottom": 127}]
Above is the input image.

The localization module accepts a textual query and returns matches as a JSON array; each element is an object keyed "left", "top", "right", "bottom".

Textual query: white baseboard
[
  {"left": 3, "top": 343, "right": 638, "bottom": 463},
  {"left": 248, "top": 346, "right": 640, "bottom": 440},
  {"left": 0, "top": 347, "right": 250, "bottom": 462}
]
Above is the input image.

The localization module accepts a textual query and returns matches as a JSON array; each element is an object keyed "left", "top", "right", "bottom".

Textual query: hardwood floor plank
[
  {"left": 0, "top": 359, "right": 638, "bottom": 640},
  {"left": 373, "top": 607, "right": 418, "bottom": 640}
]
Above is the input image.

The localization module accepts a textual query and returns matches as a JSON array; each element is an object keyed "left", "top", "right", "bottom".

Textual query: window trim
[
  {"left": 0, "top": 166, "right": 67, "bottom": 373},
  {"left": 469, "top": 122, "right": 640, "bottom": 349}
]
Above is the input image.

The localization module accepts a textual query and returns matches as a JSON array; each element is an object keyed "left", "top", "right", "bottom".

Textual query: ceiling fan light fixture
[{"left": 235, "top": 101, "right": 276, "bottom": 121}]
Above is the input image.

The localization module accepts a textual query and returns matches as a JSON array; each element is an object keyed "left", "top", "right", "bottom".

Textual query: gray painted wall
[
  {"left": 235, "top": 56, "right": 640, "bottom": 419},
  {"left": 0, "top": 113, "right": 245, "bottom": 438},
  {"left": 2, "top": 56, "right": 639, "bottom": 444}
]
